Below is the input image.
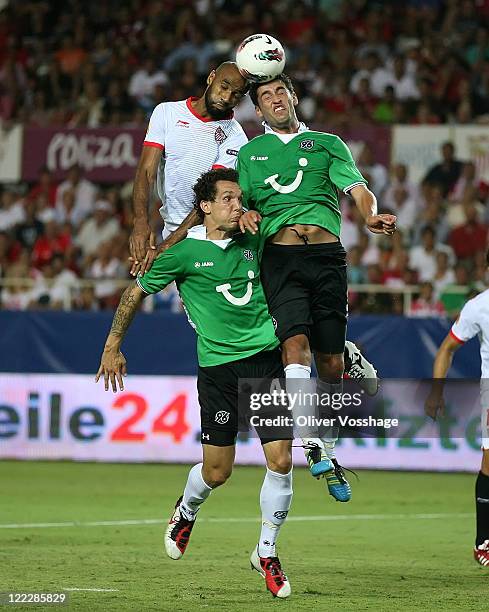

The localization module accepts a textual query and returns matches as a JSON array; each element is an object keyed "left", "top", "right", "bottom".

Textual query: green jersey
[
  {"left": 236, "top": 126, "right": 366, "bottom": 241},
  {"left": 137, "top": 225, "right": 279, "bottom": 367}
]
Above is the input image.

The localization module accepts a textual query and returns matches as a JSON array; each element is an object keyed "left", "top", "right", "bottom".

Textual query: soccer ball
[{"left": 236, "top": 34, "right": 286, "bottom": 83}]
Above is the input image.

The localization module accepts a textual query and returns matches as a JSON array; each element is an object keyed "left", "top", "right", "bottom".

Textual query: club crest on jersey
[
  {"left": 243, "top": 249, "right": 254, "bottom": 261},
  {"left": 300, "top": 139, "right": 314, "bottom": 150},
  {"left": 214, "top": 127, "right": 227, "bottom": 143}
]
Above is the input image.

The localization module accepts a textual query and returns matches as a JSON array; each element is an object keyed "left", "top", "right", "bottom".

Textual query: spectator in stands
[
  {"left": 372, "top": 85, "right": 396, "bottom": 123},
  {"left": 449, "top": 202, "right": 488, "bottom": 261},
  {"left": 28, "top": 167, "right": 57, "bottom": 206},
  {"left": 347, "top": 246, "right": 366, "bottom": 285},
  {"left": 440, "top": 263, "right": 471, "bottom": 316},
  {"left": 15, "top": 200, "right": 44, "bottom": 249},
  {"left": 128, "top": 57, "right": 168, "bottom": 112},
  {"left": 56, "top": 165, "right": 97, "bottom": 225},
  {"left": 433, "top": 251, "right": 456, "bottom": 298},
  {"left": 88, "top": 240, "right": 126, "bottom": 308},
  {"left": 409, "top": 226, "right": 453, "bottom": 282},
  {"left": 449, "top": 161, "right": 481, "bottom": 203},
  {"left": 409, "top": 282, "right": 446, "bottom": 318},
  {"left": 423, "top": 141, "right": 463, "bottom": 196},
  {"left": 384, "top": 163, "right": 419, "bottom": 209},
  {"left": 0, "top": 189, "right": 24, "bottom": 231},
  {"left": 31, "top": 212, "right": 71, "bottom": 269},
  {"left": 386, "top": 185, "right": 417, "bottom": 233},
  {"left": 74, "top": 200, "right": 120, "bottom": 260},
  {"left": 371, "top": 55, "right": 420, "bottom": 100},
  {"left": 357, "top": 143, "right": 389, "bottom": 198}
]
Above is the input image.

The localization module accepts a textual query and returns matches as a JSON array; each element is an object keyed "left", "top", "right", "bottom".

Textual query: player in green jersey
[
  {"left": 237, "top": 74, "right": 397, "bottom": 501},
  {"left": 96, "top": 169, "right": 293, "bottom": 599}
]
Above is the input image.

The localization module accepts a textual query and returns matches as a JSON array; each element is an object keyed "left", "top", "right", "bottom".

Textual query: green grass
[{"left": 0, "top": 462, "right": 486, "bottom": 611}]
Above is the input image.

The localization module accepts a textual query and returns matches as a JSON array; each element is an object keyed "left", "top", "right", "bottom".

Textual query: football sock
[
  {"left": 181, "top": 463, "right": 213, "bottom": 521},
  {"left": 258, "top": 467, "right": 293, "bottom": 558},
  {"left": 284, "top": 363, "right": 322, "bottom": 449},
  {"left": 317, "top": 379, "right": 343, "bottom": 459},
  {"left": 476, "top": 470, "right": 489, "bottom": 546}
]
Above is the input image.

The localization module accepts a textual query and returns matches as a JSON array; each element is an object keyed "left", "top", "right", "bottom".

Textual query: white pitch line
[
  {"left": 0, "top": 512, "right": 472, "bottom": 530},
  {"left": 62, "top": 588, "right": 119, "bottom": 592}
]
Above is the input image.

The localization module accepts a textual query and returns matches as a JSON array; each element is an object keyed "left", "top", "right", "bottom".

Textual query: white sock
[
  {"left": 317, "top": 379, "right": 343, "bottom": 459},
  {"left": 181, "top": 463, "right": 212, "bottom": 521},
  {"left": 284, "top": 363, "right": 323, "bottom": 451},
  {"left": 258, "top": 468, "right": 293, "bottom": 558}
]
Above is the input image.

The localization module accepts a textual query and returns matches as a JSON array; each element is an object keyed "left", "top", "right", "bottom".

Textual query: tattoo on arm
[{"left": 110, "top": 283, "right": 143, "bottom": 338}]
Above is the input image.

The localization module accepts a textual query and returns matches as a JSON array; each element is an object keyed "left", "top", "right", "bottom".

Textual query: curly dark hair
[
  {"left": 193, "top": 168, "right": 239, "bottom": 220},
  {"left": 249, "top": 73, "right": 295, "bottom": 107}
]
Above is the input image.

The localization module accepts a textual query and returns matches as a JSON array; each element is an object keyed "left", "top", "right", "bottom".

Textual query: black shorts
[
  {"left": 198, "top": 348, "right": 292, "bottom": 446},
  {"left": 261, "top": 241, "right": 347, "bottom": 355}
]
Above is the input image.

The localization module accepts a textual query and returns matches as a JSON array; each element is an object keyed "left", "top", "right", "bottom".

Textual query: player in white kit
[
  {"left": 426, "top": 272, "right": 489, "bottom": 566},
  {"left": 128, "top": 61, "right": 378, "bottom": 500}
]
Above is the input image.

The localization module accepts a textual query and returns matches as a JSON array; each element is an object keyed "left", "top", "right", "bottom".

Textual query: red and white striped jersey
[
  {"left": 451, "top": 288, "right": 489, "bottom": 377},
  {"left": 144, "top": 97, "right": 248, "bottom": 235}
]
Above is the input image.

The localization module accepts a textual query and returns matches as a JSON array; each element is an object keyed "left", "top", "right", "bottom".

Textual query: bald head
[{"left": 204, "top": 62, "right": 249, "bottom": 119}]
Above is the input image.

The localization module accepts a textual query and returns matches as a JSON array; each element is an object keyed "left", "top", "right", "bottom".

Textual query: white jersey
[
  {"left": 144, "top": 97, "right": 248, "bottom": 235},
  {"left": 451, "top": 289, "right": 489, "bottom": 378},
  {"left": 451, "top": 288, "right": 489, "bottom": 449}
]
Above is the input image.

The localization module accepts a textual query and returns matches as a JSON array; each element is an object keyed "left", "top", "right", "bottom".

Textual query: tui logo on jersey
[
  {"left": 300, "top": 139, "right": 314, "bottom": 150},
  {"left": 215, "top": 127, "right": 227, "bottom": 143},
  {"left": 264, "top": 157, "right": 308, "bottom": 194},
  {"left": 216, "top": 270, "right": 255, "bottom": 306},
  {"left": 243, "top": 249, "right": 254, "bottom": 261}
]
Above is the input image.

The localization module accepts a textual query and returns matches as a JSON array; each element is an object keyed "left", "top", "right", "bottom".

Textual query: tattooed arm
[{"left": 95, "top": 282, "right": 145, "bottom": 392}]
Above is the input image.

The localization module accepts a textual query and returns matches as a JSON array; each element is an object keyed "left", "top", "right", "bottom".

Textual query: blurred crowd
[
  {"left": 1, "top": 0, "right": 489, "bottom": 315},
  {"left": 0, "top": 139, "right": 487, "bottom": 316},
  {"left": 1, "top": 0, "right": 489, "bottom": 128}
]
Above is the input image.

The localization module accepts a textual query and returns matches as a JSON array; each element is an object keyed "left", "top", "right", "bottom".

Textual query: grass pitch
[{"left": 0, "top": 461, "right": 486, "bottom": 611}]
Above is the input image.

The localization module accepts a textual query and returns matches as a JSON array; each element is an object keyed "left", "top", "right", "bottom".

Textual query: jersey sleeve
[
  {"left": 143, "top": 103, "right": 166, "bottom": 150},
  {"left": 236, "top": 149, "right": 255, "bottom": 210},
  {"left": 136, "top": 250, "right": 185, "bottom": 294},
  {"left": 213, "top": 123, "right": 248, "bottom": 169},
  {"left": 450, "top": 299, "right": 480, "bottom": 343},
  {"left": 328, "top": 136, "right": 367, "bottom": 193}
]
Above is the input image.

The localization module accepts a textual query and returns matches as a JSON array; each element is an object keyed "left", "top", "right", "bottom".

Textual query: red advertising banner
[
  {"left": 22, "top": 127, "right": 146, "bottom": 183},
  {"left": 21, "top": 125, "right": 391, "bottom": 183}
]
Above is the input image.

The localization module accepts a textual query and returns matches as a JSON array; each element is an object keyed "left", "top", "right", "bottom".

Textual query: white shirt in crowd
[
  {"left": 56, "top": 178, "right": 97, "bottom": 225},
  {"left": 144, "top": 97, "right": 248, "bottom": 236},
  {"left": 409, "top": 245, "right": 454, "bottom": 282},
  {"left": 74, "top": 217, "right": 120, "bottom": 256}
]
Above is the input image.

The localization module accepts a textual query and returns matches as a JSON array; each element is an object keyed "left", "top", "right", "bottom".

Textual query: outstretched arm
[
  {"left": 349, "top": 184, "right": 397, "bottom": 235},
  {"left": 95, "top": 282, "right": 145, "bottom": 392},
  {"left": 129, "top": 146, "right": 162, "bottom": 273},
  {"left": 425, "top": 334, "right": 462, "bottom": 419}
]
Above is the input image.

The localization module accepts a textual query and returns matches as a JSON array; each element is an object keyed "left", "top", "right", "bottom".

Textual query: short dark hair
[
  {"left": 249, "top": 73, "right": 295, "bottom": 107},
  {"left": 193, "top": 168, "right": 239, "bottom": 220}
]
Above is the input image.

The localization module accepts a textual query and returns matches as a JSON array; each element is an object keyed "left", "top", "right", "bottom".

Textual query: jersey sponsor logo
[
  {"left": 300, "top": 139, "right": 314, "bottom": 150},
  {"left": 215, "top": 127, "right": 227, "bottom": 143},
  {"left": 243, "top": 249, "right": 254, "bottom": 261},
  {"left": 194, "top": 261, "right": 214, "bottom": 268},
  {"left": 273, "top": 510, "right": 289, "bottom": 520},
  {"left": 226, "top": 148, "right": 238, "bottom": 156},
  {"left": 250, "top": 155, "right": 268, "bottom": 161},
  {"left": 214, "top": 410, "right": 230, "bottom": 424},
  {"left": 264, "top": 157, "right": 308, "bottom": 194},
  {"left": 216, "top": 270, "right": 255, "bottom": 306},
  {"left": 202, "top": 433, "right": 210, "bottom": 440},
  {"left": 177, "top": 120, "right": 190, "bottom": 127}
]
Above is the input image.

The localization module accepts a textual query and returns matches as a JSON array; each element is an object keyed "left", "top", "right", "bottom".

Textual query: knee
[
  {"left": 316, "top": 353, "right": 344, "bottom": 381},
  {"left": 267, "top": 454, "right": 292, "bottom": 475},
  {"left": 282, "top": 335, "right": 311, "bottom": 366},
  {"left": 202, "top": 465, "right": 232, "bottom": 489}
]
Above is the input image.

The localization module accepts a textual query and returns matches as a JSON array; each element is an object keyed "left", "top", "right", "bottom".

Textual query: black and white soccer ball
[{"left": 236, "top": 33, "right": 286, "bottom": 83}]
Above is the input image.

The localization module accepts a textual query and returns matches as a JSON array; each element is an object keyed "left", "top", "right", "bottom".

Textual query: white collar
[
  {"left": 187, "top": 224, "right": 233, "bottom": 249},
  {"left": 262, "top": 121, "right": 309, "bottom": 134}
]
